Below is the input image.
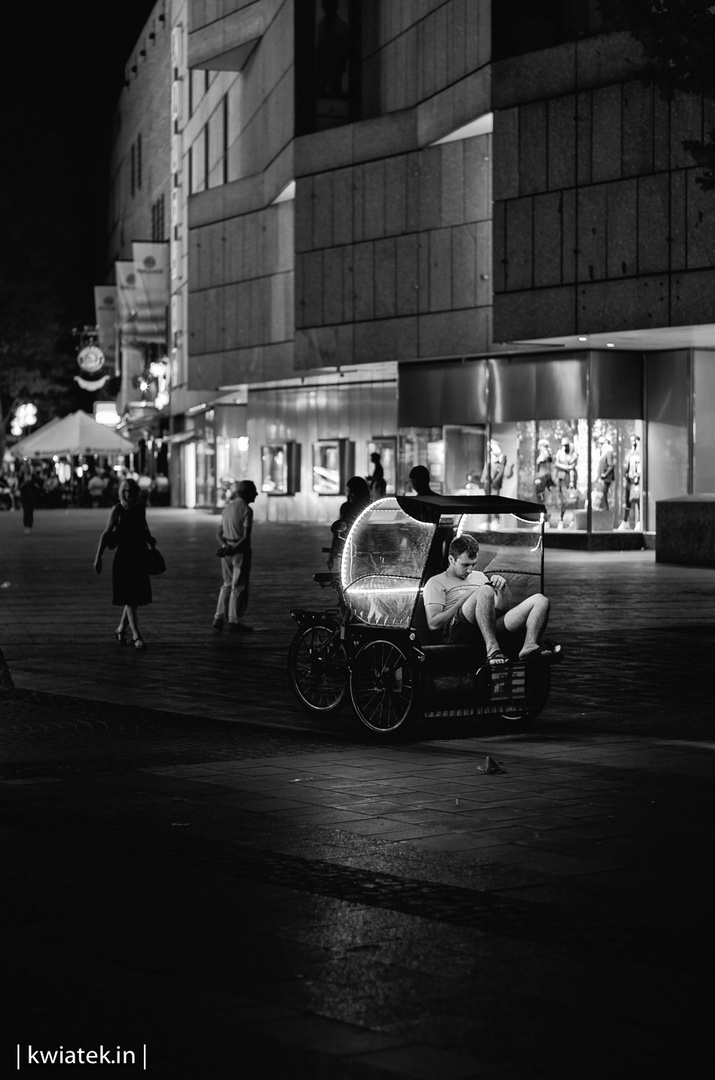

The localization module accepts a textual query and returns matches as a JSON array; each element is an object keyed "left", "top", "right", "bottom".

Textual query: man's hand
[
  {"left": 94, "top": 557, "right": 102, "bottom": 575},
  {"left": 488, "top": 574, "right": 507, "bottom": 592}
]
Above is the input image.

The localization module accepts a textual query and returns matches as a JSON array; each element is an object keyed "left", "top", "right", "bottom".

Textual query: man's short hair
[
  {"left": 449, "top": 534, "right": 479, "bottom": 560},
  {"left": 237, "top": 480, "right": 257, "bottom": 498},
  {"left": 409, "top": 465, "right": 430, "bottom": 484}
]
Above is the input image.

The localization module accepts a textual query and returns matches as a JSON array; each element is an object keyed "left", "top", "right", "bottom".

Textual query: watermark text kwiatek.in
[{"left": 16, "top": 1045, "right": 147, "bottom": 1069}]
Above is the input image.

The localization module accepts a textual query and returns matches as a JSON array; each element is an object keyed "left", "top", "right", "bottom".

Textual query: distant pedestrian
[
  {"left": 213, "top": 479, "right": 257, "bottom": 634},
  {"left": 367, "top": 451, "right": 385, "bottom": 499},
  {"left": 408, "top": 465, "right": 436, "bottom": 496},
  {"left": 94, "top": 478, "right": 157, "bottom": 650},
  {"left": 87, "top": 470, "right": 108, "bottom": 508},
  {"left": 327, "top": 475, "right": 371, "bottom": 569},
  {"left": 19, "top": 470, "right": 43, "bottom": 533}
]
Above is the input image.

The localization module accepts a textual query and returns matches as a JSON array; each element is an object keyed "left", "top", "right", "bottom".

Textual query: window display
[
  {"left": 312, "top": 439, "right": 353, "bottom": 495},
  {"left": 261, "top": 442, "right": 300, "bottom": 495},
  {"left": 262, "top": 444, "right": 288, "bottom": 494},
  {"left": 401, "top": 427, "right": 445, "bottom": 493},
  {"left": 617, "top": 434, "right": 642, "bottom": 530},
  {"left": 554, "top": 435, "right": 580, "bottom": 527}
]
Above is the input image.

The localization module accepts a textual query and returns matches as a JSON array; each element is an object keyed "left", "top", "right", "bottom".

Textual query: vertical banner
[
  {"left": 119, "top": 345, "right": 146, "bottom": 415},
  {"left": 132, "top": 242, "right": 170, "bottom": 343},
  {"left": 94, "top": 286, "right": 118, "bottom": 374},
  {"left": 116, "top": 261, "right": 140, "bottom": 343}
]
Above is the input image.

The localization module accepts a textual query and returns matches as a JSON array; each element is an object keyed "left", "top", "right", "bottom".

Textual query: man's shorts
[
  {"left": 444, "top": 592, "right": 507, "bottom": 645},
  {"left": 445, "top": 607, "right": 481, "bottom": 645}
]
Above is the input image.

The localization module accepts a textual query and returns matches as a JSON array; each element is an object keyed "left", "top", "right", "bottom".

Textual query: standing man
[{"left": 213, "top": 479, "right": 257, "bottom": 634}]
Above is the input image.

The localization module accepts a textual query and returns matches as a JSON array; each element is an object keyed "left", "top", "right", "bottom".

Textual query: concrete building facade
[{"left": 105, "top": 0, "right": 715, "bottom": 538}]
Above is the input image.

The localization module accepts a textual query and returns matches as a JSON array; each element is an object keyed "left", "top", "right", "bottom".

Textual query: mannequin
[
  {"left": 480, "top": 440, "right": 507, "bottom": 495},
  {"left": 594, "top": 435, "right": 616, "bottom": 511},
  {"left": 554, "top": 437, "right": 579, "bottom": 528},
  {"left": 534, "top": 439, "right": 554, "bottom": 504},
  {"left": 617, "top": 434, "right": 641, "bottom": 530}
]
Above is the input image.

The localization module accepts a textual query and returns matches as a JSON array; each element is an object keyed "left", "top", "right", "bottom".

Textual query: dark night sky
[{"left": 1, "top": 1, "right": 158, "bottom": 327}]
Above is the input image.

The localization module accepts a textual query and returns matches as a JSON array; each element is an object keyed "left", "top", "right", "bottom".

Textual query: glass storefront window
[
  {"left": 194, "top": 438, "right": 215, "bottom": 508},
  {"left": 216, "top": 436, "right": 250, "bottom": 506},
  {"left": 514, "top": 419, "right": 588, "bottom": 529},
  {"left": 401, "top": 427, "right": 445, "bottom": 493}
]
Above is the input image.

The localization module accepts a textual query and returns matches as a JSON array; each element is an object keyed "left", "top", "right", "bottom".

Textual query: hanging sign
[{"left": 77, "top": 344, "right": 105, "bottom": 374}]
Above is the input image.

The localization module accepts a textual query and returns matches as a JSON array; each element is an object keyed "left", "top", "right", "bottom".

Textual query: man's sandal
[{"left": 487, "top": 648, "right": 509, "bottom": 667}]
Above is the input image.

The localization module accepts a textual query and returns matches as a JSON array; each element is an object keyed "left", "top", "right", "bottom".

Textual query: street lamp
[{"left": 11, "top": 403, "right": 38, "bottom": 437}]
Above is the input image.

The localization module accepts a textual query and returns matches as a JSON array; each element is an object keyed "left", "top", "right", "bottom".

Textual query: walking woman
[{"left": 94, "top": 478, "right": 156, "bottom": 649}]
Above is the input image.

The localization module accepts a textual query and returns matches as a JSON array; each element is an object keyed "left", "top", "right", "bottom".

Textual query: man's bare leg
[
  {"left": 503, "top": 595, "right": 550, "bottom": 658},
  {"left": 461, "top": 586, "right": 503, "bottom": 661}
]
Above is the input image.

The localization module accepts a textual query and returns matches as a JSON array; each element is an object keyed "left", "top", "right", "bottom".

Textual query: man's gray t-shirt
[{"left": 422, "top": 569, "right": 491, "bottom": 614}]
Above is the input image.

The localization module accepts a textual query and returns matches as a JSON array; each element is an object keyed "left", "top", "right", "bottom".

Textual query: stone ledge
[{"left": 656, "top": 496, "right": 715, "bottom": 567}]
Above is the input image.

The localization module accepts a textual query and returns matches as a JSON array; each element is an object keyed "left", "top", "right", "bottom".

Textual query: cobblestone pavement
[{"left": 1, "top": 509, "right": 715, "bottom": 1078}]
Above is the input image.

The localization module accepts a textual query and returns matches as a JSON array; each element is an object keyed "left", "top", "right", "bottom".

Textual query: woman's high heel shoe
[
  {"left": 116, "top": 628, "right": 127, "bottom": 646},
  {"left": 133, "top": 635, "right": 145, "bottom": 650}
]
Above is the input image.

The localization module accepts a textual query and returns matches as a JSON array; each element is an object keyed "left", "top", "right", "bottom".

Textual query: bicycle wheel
[
  {"left": 288, "top": 622, "right": 349, "bottom": 714},
  {"left": 349, "top": 639, "right": 420, "bottom": 734}
]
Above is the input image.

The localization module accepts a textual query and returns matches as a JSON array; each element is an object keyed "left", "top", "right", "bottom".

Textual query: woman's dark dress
[{"left": 112, "top": 502, "right": 152, "bottom": 607}]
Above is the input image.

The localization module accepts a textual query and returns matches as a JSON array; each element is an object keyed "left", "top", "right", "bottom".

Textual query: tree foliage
[
  {"left": 0, "top": 188, "right": 82, "bottom": 462},
  {"left": 0, "top": 271, "right": 76, "bottom": 461},
  {"left": 597, "top": 0, "right": 715, "bottom": 187}
]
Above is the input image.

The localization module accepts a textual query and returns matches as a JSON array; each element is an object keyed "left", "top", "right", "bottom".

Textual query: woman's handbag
[{"left": 146, "top": 545, "right": 166, "bottom": 575}]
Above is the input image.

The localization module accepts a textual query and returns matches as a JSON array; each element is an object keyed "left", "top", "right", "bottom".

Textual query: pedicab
[{"left": 288, "top": 494, "right": 562, "bottom": 735}]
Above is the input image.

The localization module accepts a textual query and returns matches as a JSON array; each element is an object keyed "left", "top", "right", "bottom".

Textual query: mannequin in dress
[
  {"left": 617, "top": 434, "right": 641, "bottom": 530},
  {"left": 554, "top": 437, "right": 579, "bottom": 527},
  {"left": 480, "top": 440, "right": 507, "bottom": 496},
  {"left": 594, "top": 435, "right": 616, "bottom": 511},
  {"left": 534, "top": 439, "right": 553, "bottom": 505}
]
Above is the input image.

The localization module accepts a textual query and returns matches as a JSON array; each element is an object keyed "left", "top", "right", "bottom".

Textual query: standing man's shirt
[{"left": 219, "top": 495, "right": 253, "bottom": 549}]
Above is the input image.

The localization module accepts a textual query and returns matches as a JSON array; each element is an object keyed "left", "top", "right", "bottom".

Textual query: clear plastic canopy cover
[{"left": 340, "top": 498, "right": 544, "bottom": 629}]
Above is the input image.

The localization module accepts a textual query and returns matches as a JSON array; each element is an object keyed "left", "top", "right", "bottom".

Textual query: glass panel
[
  {"left": 521, "top": 419, "right": 587, "bottom": 530},
  {"left": 646, "top": 350, "right": 690, "bottom": 529},
  {"left": 693, "top": 351, "right": 715, "bottom": 492},
  {"left": 401, "top": 427, "right": 445, "bottom": 493},
  {"left": 457, "top": 514, "right": 544, "bottom": 607},
  {"left": 445, "top": 426, "right": 486, "bottom": 494},
  {"left": 194, "top": 438, "right": 215, "bottom": 507},
  {"left": 217, "top": 435, "right": 250, "bottom": 506},
  {"left": 341, "top": 499, "right": 435, "bottom": 627},
  {"left": 315, "top": 0, "right": 351, "bottom": 130},
  {"left": 366, "top": 438, "right": 396, "bottom": 497}
]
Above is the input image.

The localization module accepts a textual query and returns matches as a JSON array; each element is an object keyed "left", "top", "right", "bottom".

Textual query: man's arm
[
  {"left": 424, "top": 594, "right": 465, "bottom": 632},
  {"left": 423, "top": 577, "right": 475, "bottom": 632}
]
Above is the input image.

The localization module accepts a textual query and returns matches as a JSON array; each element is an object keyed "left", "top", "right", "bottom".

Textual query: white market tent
[
  {"left": 10, "top": 415, "right": 63, "bottom": 457},
  {"left": 12, "top": 411, "right": 134, "bottom": 459}
]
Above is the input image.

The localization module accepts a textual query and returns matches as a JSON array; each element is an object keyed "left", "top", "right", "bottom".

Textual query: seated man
[{"left": 422, "top": 534, "right": 554, "bottom": 666}]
